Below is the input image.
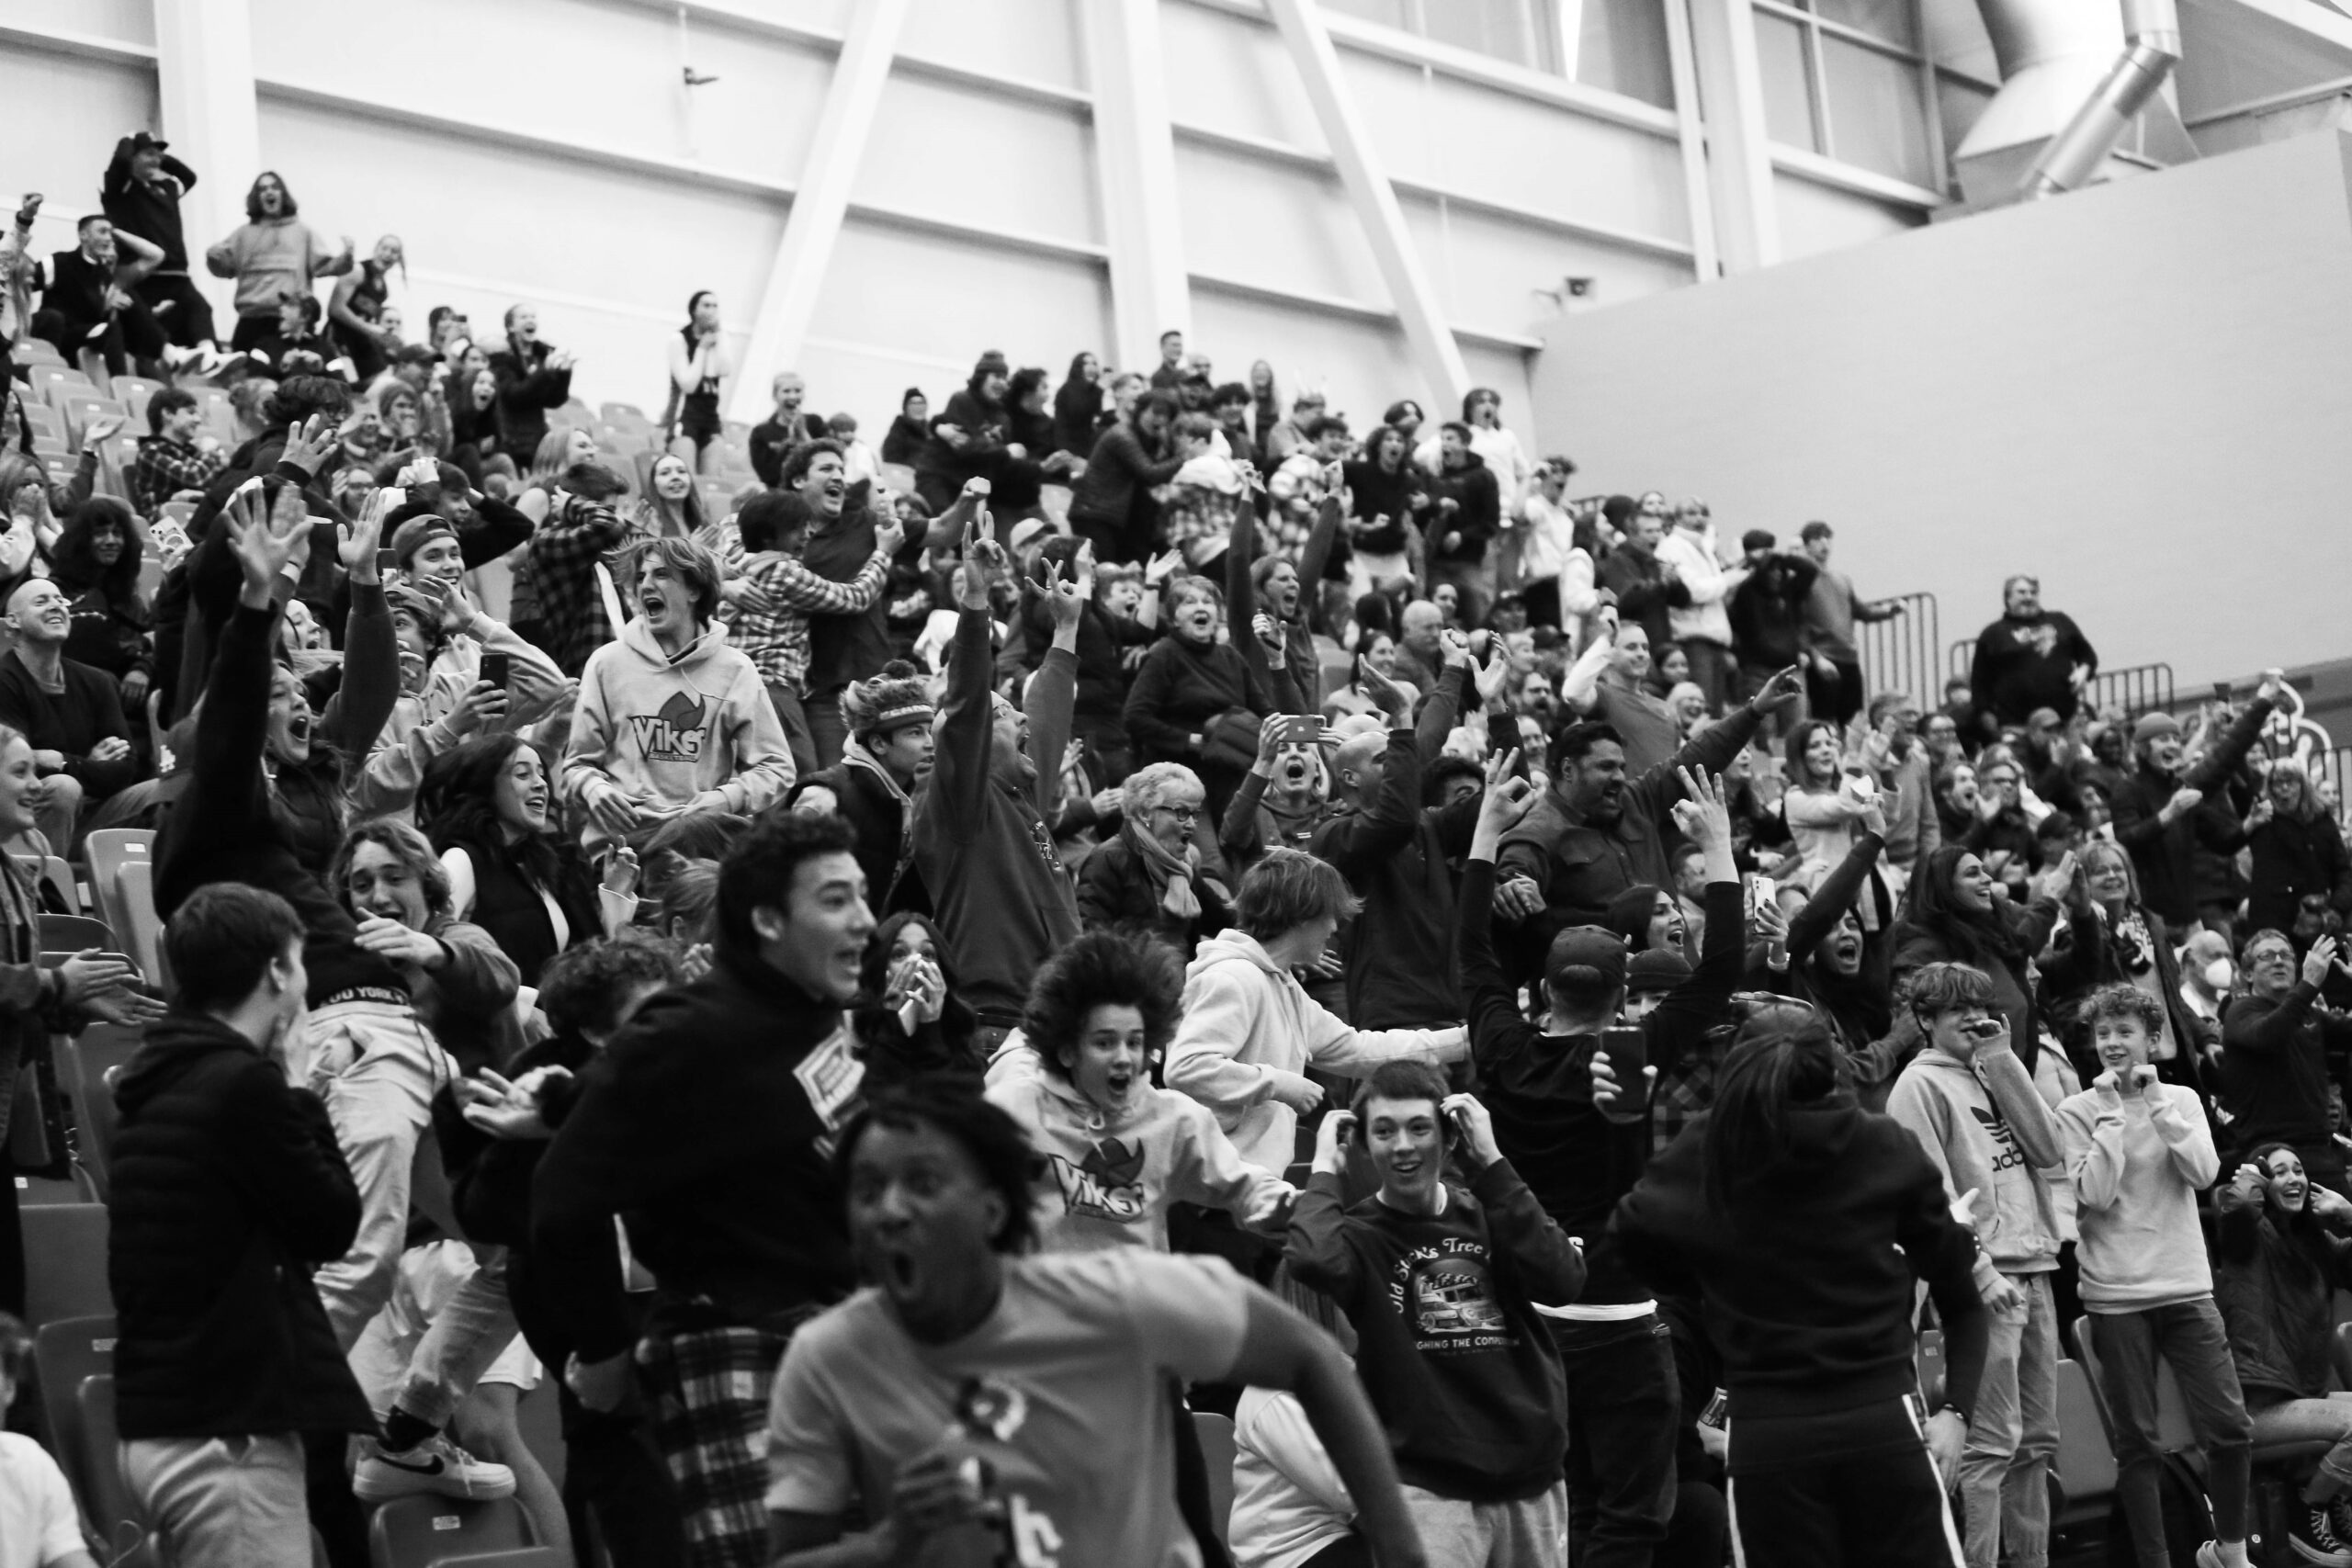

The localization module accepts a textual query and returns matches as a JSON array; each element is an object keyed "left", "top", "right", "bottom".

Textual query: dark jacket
[
  {"left": 107, "top": 1010, "right": 373, "bottom": 1439},
  {"left": 1725, "top": 554, "right": 1819, "bottom": 671},
  {"left": 1597, "top": 540, "right": 1689, "bottom": 655},
  {"left": 102, "top": 142, "right": 198, "bottom": 273},
  {"left": 799, "top": 758, "right": 920, "bottom": 916},
  {"left": 488, "top": 337, "right": 572, "bottom": 461},
  {"left": 802, "top": 504, "right": 898, "bottom": 696},
  {"left": 2218, "top": 983, "right": 2352, "bottom": 1160},
  {"left": 1075, "top": 829, "right": 1232, "bottom": 955},
  {"left": 1311, "top": 673, "right": 1481, "bottom": 1029},
  {"left": 1610, "top": 1092, "right": 1986, "bottom": 1422},
  {"left": 2109, "top": 698, "right": 2271, "bottom": 927},
  {"left": 531, "top": 953, "right": 865, "bottom": 1360},
  {"left": 2248, "top": 811, "right": 2352, "bottom": 937},
  {"left": 0, "top": 649, "right": 140, "bottom": 802},
  {"left": 1889, "top": 896, "right": 2070, "bottom": 1077},
  {"left": 1423, "top": 451, "right": 1500, "bottom": 563},
  {"left": 1068, "top": 423, "right": 1182, "bottom": 558},
  {"left": 2213, "top": 1194, "right": 2352, "bottom": 1405},
  {"left": 748, "top": 412, "right": 827, "bottom": 489},
  {"left": 1498, "top": 707, "right": 1760, "bottom": 944},
  {"left": 60, "top": 582, "right": 151, "bottom": 682},
  {"left": 1969, "top": 610, "right": 2097, "bottom": 728},
  {"left": 1123, "top": 635, "right": 1275, "bottom": 768}
]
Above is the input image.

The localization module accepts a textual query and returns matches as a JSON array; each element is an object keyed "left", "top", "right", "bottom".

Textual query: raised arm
[
  {"left": 928, "top": 517, "right": 1005, "bottom": 838},
  {"left": 1784, "top": 828, "right": 1883, "bottom": 964},
  {"left": 1025, "top": 553, "right": 1084, "bottom": 818}
]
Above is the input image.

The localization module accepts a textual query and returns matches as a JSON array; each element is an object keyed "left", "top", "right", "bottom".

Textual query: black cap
[
  {"left": 128, "top": 130, "right": 168, "bottom": 152},
  {"left": 1742, "top": 528, "right": 1776, "bottom": 552}
]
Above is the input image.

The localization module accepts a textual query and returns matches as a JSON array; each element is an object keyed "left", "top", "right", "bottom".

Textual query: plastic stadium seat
[
  {"left": 28, "top": 365, "right": 95, "bottom": 408},
  {"left": 876, "top": 462, "right": 917, "bottom": 495},
  {"left": 1916, "top": 1326, "right": 1945, "bottom": 1406},
  {"left": 77, "top": 1373, "right": 141, "bottom": 1552},
  {"left": 367, "top": 1495, "right": 533, "bottom": 1568},
  {"left": 58, "top": 395, "right": 129, "bottom": 450},
  {"left": 15, "top": 338, "right": 66, "bottom": 367},
  {"left": 22, "top": 1203, "right": 110, "bottom": 1326},
  {"left": 32, "top": 1315, "right": 115, "bottom": 1516},
  {"left": 66, "top": 1021, "right": 144, "bottom": 1189},
  {"left": 20, "top": 402, "right": 63, "bottom": 444},
  {"left": 84, "top": 829, "right": 155, "bottom": 971},
  {"left": 431, "top": 1551, "right": 568, "bottom": 1568},
  {"left": 40, "top": 912, "right": 112, "bottom": 953},
  {"left": 599, "top": 401, "right": 651, "bottom": 431},
  {"left": 19, "top": 855, "right": 81, "bottom": 916},
  {"left": 1193, "top": 1410, "right": 1236, "bottom": 1545},
  {"left": 2053, "top": 1358, "right": 2117, "bottom": 1525},
  {"left": 110, "top": 376, "right": 163, "bottom": 425},
  {"left": 116, "top": 860, "right": 165, "bottom": 989}
]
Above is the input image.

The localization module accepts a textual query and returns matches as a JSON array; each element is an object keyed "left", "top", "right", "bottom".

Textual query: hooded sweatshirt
[
  {"left": 561, "top": 615, "right": 794, "bottom": 854},
  {"left": 204, "top": 214, "right": 344, "bottom": 320},
  {"left": 1885, "top": 1040, "right": 2066, "bottom": 1292},
  {"left": 986, "top": 1054, "right": 1291, "bottom": 1253},
  {"left": 1163, "top": 929, "right": 1466, "bottom": 1174}
]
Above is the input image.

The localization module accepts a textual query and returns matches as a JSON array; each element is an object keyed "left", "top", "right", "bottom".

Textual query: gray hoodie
[{"left": 1886, "top": 1040, "right": 2065, "bottom": 1292}]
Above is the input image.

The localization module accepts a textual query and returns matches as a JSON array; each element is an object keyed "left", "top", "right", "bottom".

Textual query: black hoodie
[
  {"left": 1610, "top": 1094, "right": 1986, "bottom": 1423},
  {"left": 530, "top": 952, "right": 864, "bottom": 1361},
  {"left": 107, "top": 1010, "right": 374, "bottom": 1439}
]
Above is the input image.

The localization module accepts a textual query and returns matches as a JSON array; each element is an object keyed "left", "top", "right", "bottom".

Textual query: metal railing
[
  {"left": 2317, "top": 745, "right": 2352, "bottom": 814},
  {"left": 1942, "top": 637, "right": 2174, "bottom": 720},
  {"left": 1854, "top": 592, "right": 1941, "bottom": 711}
]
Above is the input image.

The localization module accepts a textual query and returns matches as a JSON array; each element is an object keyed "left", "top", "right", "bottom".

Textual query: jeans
[
  {"left": 123, "top": 1433, "right": 312, "bottom": 1568},
  {"left": 303, "top": 1002, "right": 457, "bottom": 1352},
  {"left": 2092, "top": 1300, "right": 2252, "bottom": 1568},
  {"left": 1959, "top": 1270, "right": 2058, "bottom": 1568},
  {"left": 763, "top": 681, "right": 819, "bottom": 779},
  {"left": 805, "top": 687, "right": 849, "bottom": 771},
  {"left": 2249, "top": 1392, "right": 2352, "bottom": 1495},
  {"left": 1400, "top": 1481, "right": 1566, "bottom": 1568},
  {"left": 1554, "top": 1315, "right": 1679, "bottom": 1568},
  {"left": 1429, "top": 555, "right": 1498, "bottom": 630},
  {"left": 348, "top": 1241, "right": 526, "bottom": 1429}
]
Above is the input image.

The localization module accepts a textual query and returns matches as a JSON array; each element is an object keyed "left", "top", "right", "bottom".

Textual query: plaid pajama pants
[{"left": 637, "top": 1320, "right": 799, "bottom": 1568}]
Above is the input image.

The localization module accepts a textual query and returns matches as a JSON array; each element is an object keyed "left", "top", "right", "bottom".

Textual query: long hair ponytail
[{"left": 1702, "top": 1004, "right": 1846, "bottom": 1210}]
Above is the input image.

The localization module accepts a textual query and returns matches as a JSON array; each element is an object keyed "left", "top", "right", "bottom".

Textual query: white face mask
[{"left": 2204, "top": 958, "right": 2234, "bottom": 991}]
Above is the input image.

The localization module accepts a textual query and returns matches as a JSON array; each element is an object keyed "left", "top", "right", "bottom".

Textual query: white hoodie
[
  {"left": 1656, "top": 524, "right": 1735, "bottom": 649},
  {"left": 561, "top": 615, "right": 794, "bottom": 852},
  {"left": 1163, "top": 929, "right": 1467, "bottom": 1174}
]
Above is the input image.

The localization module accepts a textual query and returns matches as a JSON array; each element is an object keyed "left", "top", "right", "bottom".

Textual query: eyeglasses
[{"left": 1154, "top": 804, "right": 1202, "bottom": 824}]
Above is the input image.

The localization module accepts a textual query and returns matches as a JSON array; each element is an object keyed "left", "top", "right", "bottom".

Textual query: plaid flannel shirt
[
  {"left": 1650, "top": 1055, "right": 1718, "bottom": 1157},
  {"left": 732, "top": 547, "right": 889, "bottom": 694},
  {"left": 526, "top": 494, "right": 631, "bottom": 675},
  {"left": 130, "top": 434, "right": 222, "bottom": 516}
]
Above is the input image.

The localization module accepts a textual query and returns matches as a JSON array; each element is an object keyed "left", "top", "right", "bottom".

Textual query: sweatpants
[{"left": 1724, "top": 1398, "right": 1963, "bottom": 1568}]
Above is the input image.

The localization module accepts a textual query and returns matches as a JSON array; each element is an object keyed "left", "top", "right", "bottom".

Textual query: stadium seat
[
  {"left": 2052, "top": 1358, "right": 2117, "bottom": 1527},
  {"left": 367, "top": 1495, "right": 533, "bottom": 1568},
  {"left": 78, "top": 1373, "right": 142, "bottom": 1555},
  {"left": 599, "top": 401, "right": 651, "bottom": 431},
  {"left": 57, "top": 394, "right": 130, "bottom": 451},
  {"left": 631, "top": 449, "right": 659, "bottom": 496},
  {"left": 430, "top": 1551, "right": 568, "bottom": 1568},
  {"left": 66, "top": 1021, "right": 144, "bottom": 1189},
  {"left": 20, "top": 855, "right": 82, "bottom": 916},
  {"left": 28, "top": 365, "right": 95, "bottom": 409},
  {"left": 111, "top": 376, "right": 164, "bottom": 426},
  {"left": 1916, "top": 1326, "right": 1945, "bottom": 1406},
  {"left": 85, "top": 829, "right": 156, "bottom": 970},
  {"left": 32, "top": 1314, "right": 116, "bottom": 1513},
  {"left": 15, "top": 1170, "right": 94, "bottom": 1205},
  {"left": 20, "top": 402, "right": 64, "bottom": 444},
  {"left": 40, "top": 913, "right": 109, "bottom": 954},
  {"left": 1193, "top": 1410, "right": 1235, "bottom": 1546},
  {"left": 22, "top": 1202, "right": 110, "bottom": 1326},
  {"left": 15, "top": 338, "right": 66, "bottom": 367},
  {"left": 116, "top": 859, "right": 165, "bottom": 988}
]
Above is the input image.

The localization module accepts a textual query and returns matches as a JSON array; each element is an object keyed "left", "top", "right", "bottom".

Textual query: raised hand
[
  {"left": 2302, "top": 935, "right": 2341, "bottom": 991},
  {"left": 225, "top": 481, "right": 311, "bottom": 599},
  {"left": 277, "top": 413, "right": 335, "bottom": 476},
  {"left": 1441, "top": 1092, "right": 1502, "bottom": 1169},
  {"left": 339, "top": 487, "right": 392, "bottom": 583},
  {"left": 1252, "top": 612, "right": 1285, "bottom": 656},
  {"left": 1747, "top": 664, "right": 1804, "bottom": 718},
  {"left": 1045, "top": 558, "right": 1084, "bottom": 634},
  {"left": 1310, "top": 1105, "right": 1354, "bottom": 1173},
  {"left": 873, "top": 513, "right": 907, "bottom": 559},
  {"left": 1476, "top": 750, "right": 1535, "bottom": 841},
  {"left": 1668, "top": 766, "right": 1732, "bottom": 852}
]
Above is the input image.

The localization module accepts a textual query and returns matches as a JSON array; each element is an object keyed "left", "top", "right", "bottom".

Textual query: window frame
[{"left": 1751, "top": 0, "right": 1952, "bottom": 191}]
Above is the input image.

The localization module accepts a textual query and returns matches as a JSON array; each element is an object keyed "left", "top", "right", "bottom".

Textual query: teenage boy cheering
[{"left": 1285, "top": 1062, "right": 1586, "bottom": 1565}]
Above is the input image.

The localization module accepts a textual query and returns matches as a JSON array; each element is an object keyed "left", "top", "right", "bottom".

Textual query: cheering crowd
[{"left": 1, "top": 130, "right": 2351, "bottom": 1568}]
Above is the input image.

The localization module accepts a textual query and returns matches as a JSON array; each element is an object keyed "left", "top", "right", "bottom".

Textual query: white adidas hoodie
[{"left": 1163, "top": 929, "right": 1467, "bottom": 1175}]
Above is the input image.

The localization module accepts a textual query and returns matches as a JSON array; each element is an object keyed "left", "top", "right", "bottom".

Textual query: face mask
[{"left": 2204, "top": 959, "right": 2234, "bottom": 991}]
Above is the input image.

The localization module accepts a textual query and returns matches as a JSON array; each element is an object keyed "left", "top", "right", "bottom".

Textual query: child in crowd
[{"left": 2056, "top": 983, "right": 2256, "bottom": 1568}]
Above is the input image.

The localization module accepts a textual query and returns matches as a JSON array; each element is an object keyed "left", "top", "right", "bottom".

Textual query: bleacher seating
[
  {"left": 14, "top": 338, "right": 66, "bottom": 368},
  {"left": 31, "top": 1314, "right": 116, "bottom": 1516},
  {"left": 116, "top": 859, "right": 165, "bottom": 987},
  {"left": 110, "top": 375, "right": 164, "bottom": 426},
  {"left": 83, "top": 829, "right": 155, "bottom": 966},
  {"left": 38, "top": 912, "right": 110, "bottom": 953},
  {"left": 77, "top": 1372, "right": 142, "bottom": 1556},
  {"left": 18, "top": 854, "right": 81, "bottom": 915},
  {"left": 65, "top": 1021, "right": 143, "bottom": 1191},
  {"left": 1193, "top": 1410, "right": 1236, "bottom": 1546}
]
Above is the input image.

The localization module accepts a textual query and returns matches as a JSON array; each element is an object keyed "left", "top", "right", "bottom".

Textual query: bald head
[
  {"left": 1400, "top": 599, "right": 1442, "bottom": 657},
  {"left": 1332, "top": 732, "right": 1388, "bottom": 805},
  {"left": 6, "top": 579, "right": 69, "bottom": 644}
]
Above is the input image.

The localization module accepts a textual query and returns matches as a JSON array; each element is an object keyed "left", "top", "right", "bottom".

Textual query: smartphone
[
  {"left": 1273, "top": 715, "right": 1321, "bottom": 748},
  {"left": 481, "top": 653, "right": 513, "bottom": 691},
  {"left": 1746, "top": 874, "right": 1776, "bottom": 922},
  {"left": 380, "top": 485, "right": 406, "bottom": 513},
  {"left": 375, "top": 547, "right": 399, "bottom": 578},
  {"left": 1599, "top": 1027, "right": 1649, "bottom": 1112}
]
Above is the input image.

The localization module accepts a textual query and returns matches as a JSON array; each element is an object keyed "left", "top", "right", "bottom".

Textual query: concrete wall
[{"left": 1528, "top": 127, "right": 2352, "bottom": 689}]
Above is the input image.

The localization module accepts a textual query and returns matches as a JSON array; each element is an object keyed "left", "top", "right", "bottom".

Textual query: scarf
[
  {"left": 1124, "top": 818, "right": 1207, "bottom": 920},
  {"left": 843, "top": 739, "right": 918, "bottom": 874}
]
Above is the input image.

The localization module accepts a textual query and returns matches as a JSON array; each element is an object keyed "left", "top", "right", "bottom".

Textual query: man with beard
[
  {"left": 1968, "top": 575, "right": 2097, "bottom": 736},
  {"left": 763, "top": 1077, "right": 1430, "bottom": 1568},
  {"left": 534, "top": 812, "right": 878, "bottom": 1568},
  {"left": 1497, "top": 668, "right": 1802, "bottom": 948}
]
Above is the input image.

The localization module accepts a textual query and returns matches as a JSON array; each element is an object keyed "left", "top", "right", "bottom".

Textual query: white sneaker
[{"left": 352, "top": 1433, "right": 517, "bottom": 1501}]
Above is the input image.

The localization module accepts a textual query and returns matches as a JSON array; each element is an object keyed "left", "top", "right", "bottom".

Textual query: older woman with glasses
[{"left": 1075, "top": 761, "right": 1232, "bottom": 957}]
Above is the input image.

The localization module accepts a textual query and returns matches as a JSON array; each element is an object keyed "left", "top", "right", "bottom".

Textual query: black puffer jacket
[{"left": 107, "top": 1010, "right": 374, "bottom": 1439}]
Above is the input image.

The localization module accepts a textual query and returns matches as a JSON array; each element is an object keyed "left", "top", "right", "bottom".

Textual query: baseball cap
[
  {"left": 1545, "top": 926, "right": 1628, "bottom": 992},
  {"left": 1741, "top": 528, "right": 1775, "bottom": 552},
  {"left": 1626, "top": 949, "right": 1691, "bottom": 995},
  {"left": 2132, "top": 713, "right": 2181, "bottom": 744},
  {"left": 128, "top": 131, "right": 169, "bottom": 152}
]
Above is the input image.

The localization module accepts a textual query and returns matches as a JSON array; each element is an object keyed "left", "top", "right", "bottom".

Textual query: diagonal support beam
[
  {"left": 1264, "top": 0, "right": 1469, "bottom": 410},
  {"left": 730, "top": 0, "right": 909, "bottom": 422},
  {"left": 1082, "top": 0, "right": 1192, "bottom": 371}
]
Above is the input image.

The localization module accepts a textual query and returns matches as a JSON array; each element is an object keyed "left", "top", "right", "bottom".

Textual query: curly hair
[
  {"left": 833, "top": 1076, "right": 1038, "bottom": 1254},
  {"left": 49, "top": 496, "right": 141, "bottom": 604},
  {"left": 537, "top": 933, "right": 681, "bottom": 1040},
  {"left": 330, "top": 818, "right": 451, "bottom": 919},
  {"left": 2076, "top": 981, "right": 2165, "bottom": 1039},
  {"left": 1020, "top": 931, "right": 1184, "bottom": 1079}
]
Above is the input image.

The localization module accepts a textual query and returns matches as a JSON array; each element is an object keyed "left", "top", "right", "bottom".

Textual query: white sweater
[
  {"left": 2055, "top": 1078, "right": 2219, "bottom": 1311},
  {"left": 1656, "top": 525, "right": 1735, "bottom": 649},
  {"left": 1163, "top": 929, "right": 1466, "bottom": 1174}
]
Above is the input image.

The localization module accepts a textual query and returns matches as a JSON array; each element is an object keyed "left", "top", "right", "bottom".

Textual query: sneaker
[
  {"left": 2289, "top": 1509, "right": 2352, "bottom": 1568},
  {"left": 352, "top": 1433, "right": 517, "bottom": 1501}
]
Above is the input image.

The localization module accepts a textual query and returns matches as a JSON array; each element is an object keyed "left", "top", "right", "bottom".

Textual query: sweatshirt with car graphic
[{"left": 1285, "top": 1158, "right": 1583, "bottom": 1503}]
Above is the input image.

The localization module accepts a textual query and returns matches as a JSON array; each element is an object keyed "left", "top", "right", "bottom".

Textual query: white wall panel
[
  {"left": 1456, "top": 339, "right": 1538, "bottom": 435},
  {"left": 1173, "top": 142, "right": 1390, "bottom": 305},
  {"left": 1773, "top": 174, "right": 1918, "bottom": 260},
  {"left": 1399, "top": 197, "right": 1692, "bottom": 337},
  {"left": 0, "top": 45, "right": 158, "bottom": 263},
  {"left": 1190, "top": 289, "right": 1420, "bottom": 425},
  {"left": 855, "top": 73, "right": 1102, "bottom": 246},
  {"left": 1414, "top": 73, "right": 1690, "bottom": 243},
  {"left": 803, "top": 219, "right": 1112, "bottom": 424},
  {"left": 1159, "top": 0, "right": 1331, "bottom": 151},
  {"left": 4, "top": 0, "right": 152, "bottom": 46},
  {"left": 905, "top": 0, "right": 1083, "bottom": 90},
  {"left": 254, "top": 98, "right": 786, "bottom": 416}
]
